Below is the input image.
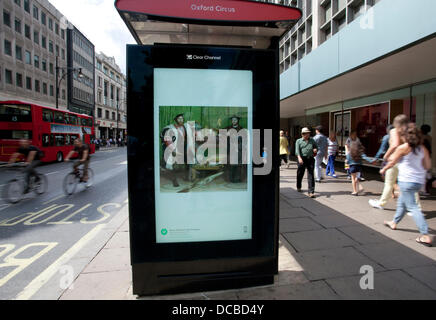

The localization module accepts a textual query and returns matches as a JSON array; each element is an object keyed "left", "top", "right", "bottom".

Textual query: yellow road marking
[{"left": 15, "top": 224, "right": 106, "bottom": 300}]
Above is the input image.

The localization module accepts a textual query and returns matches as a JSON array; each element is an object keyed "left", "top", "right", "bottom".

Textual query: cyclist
[
  {"left": 8, "top": 139, "right": 43, "bottom": 193},
  {"left": 65, "top": 138, "right": 90, "bottom": 182}
]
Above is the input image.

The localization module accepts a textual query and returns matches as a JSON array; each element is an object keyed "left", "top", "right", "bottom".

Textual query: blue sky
[{"left": 49, "top": 0, "right": 135, "bottom": 74}]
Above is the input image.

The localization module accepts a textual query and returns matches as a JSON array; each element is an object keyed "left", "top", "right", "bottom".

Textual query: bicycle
[
  {"left": 63, "top": 167, "right": 94, "bottom": 195},
  {"left": 2, "top": 163, "right": 48, "bottom": 203}
]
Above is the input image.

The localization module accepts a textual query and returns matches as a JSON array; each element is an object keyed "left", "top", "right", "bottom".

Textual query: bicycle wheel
[
  {"left": 84, "top": 168, "right": 94, "bottom": 188},
  {"left": 63, "top": 173, "right": 78, "bottom": 195},
  {"left": 34, "top": 174, "right": 48, "bottom": 195},
  {"left": 3, "top": 179, "right": 24, "bottom": 204}
]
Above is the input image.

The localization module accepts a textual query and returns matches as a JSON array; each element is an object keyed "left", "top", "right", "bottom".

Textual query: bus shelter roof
[{"left": 115, "top": 0, "right": 302, "bottom": 49}]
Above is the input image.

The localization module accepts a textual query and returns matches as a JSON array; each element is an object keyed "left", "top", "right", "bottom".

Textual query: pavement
[{"left": 57, "top": 161, "right": 436, "bottom": 300}]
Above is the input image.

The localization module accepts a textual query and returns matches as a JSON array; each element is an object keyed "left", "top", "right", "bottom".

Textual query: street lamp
[{"left": 55, "top": 56, "right": 84, "bottom": 109}]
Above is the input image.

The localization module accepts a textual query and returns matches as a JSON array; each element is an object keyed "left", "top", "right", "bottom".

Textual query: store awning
[
  {"left": 115, "top": 0, "right": 302, "bottom": 49},
  {"left": 280, "top": 35, "right": 436, "bottom": 118}
]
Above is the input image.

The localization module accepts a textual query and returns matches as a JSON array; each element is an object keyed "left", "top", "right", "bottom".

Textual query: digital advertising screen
[{"left": 154, "top": 68, "right": 253, "bottom": 243}]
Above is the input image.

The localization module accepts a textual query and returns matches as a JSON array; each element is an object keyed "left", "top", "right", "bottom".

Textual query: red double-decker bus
[{"left": 0, "top": 100, "right": 95, "bottom": 163}]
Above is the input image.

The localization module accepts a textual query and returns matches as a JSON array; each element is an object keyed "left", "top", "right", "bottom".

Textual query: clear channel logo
[{"left": 186, "top": 54, "right": 222, "bottom": 61}]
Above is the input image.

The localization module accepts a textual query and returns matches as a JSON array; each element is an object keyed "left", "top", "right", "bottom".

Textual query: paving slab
[
  {"left": 310, "top": 214, "right": 360, "bottom": 229},
  {"left": 326, "top": 270, "right": 436, "bottom": 300},
  {"left": 338, "top": 225, "right": 396, "bottom": 245},
  {"left": 355, "top": 242, "right": 436, "bottom": 270},
  {"left": 235, "top": 281, "right": 339, "bottom": 300},
  {"left": 105, "top": 231, "right": 130, "bottom": 249},
  {"left": 280, "top": 206, "right": 313, "bottom": 219},
  {"left": 279, "top": 217, "right": 323, "bottom": 233},
  {"left": 403, "top": 265, "right": 436, "bottom": 292},
  {"left": 82, "top": 247, "right": 131, "bottom": 273},
  {"left": 295, "top": 247, "right": 385, "bottom": 281},
  {"left": 282, "top": 228, "right": 358, "bottom": 252},
  {"left": 60, "top": 270, "right": 132, "bottom": 300}
]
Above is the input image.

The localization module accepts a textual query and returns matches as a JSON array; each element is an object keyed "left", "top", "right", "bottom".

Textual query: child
[
  {"left": 347, "top": 141, "right": 374, "bottom": 195},
  {"left": 326, "top": 131, "right": 338, "bottom": 178}
]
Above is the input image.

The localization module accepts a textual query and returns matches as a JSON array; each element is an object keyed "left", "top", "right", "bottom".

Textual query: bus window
[
  {"left": 0, "top": 104, "right": 32, "bottom": 122},
  {"left": 42, "top": 134, "right": 51, "bottom": 147},
  {"left": 64, "top": 114, "right": 70, "bottom": 124},
  {"left": 42, "top": 109, "right": 54, "bottom": 122},
  {"left": 65, "top": 135, "right": 71, "bottom": 145},
  {"left": 86, "top": 118, "right": 93, "bottom": 127},
  {"left": 54, "top": 134, "right": 65, "bottom": 146},
  {"left": 80, "top": 118, "right": 87, "bottom": 126},
  {"left": 70, "top": 115, "right": 78, "bottom": 125},
  {"left": 0, "top": 130, "right": 33, "bottom": 140},
  {"left": 54, "top": 111, "right": 64, "bottom": 124},
  {"left": 70, "top": 134, "right": 79, "bottom": 144}
]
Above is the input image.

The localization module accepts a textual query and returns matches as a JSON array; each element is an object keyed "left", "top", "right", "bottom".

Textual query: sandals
[
  {"left": 384, "top": 221, "right": 396, "bottom": 230},
  {"left": 416, "top": 236, "right": 433, "bottom": 247}
]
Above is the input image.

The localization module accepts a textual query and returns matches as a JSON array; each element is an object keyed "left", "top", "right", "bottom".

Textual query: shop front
[{"left": 281, "top": 81, "right": 436, "bottom": 171}]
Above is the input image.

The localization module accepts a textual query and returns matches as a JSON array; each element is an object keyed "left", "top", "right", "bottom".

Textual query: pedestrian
[
  {"left": 279, "top": 130, "right": 290, "bottom": 168},
  {"left": 381, "top": 123, "right": 433, "bottom": 247},
  {"left": 369, "top": 114, "right": 409, "bottom": 210},
  {"left": 295, "top": 127, "right": 318, "bottom": 198},
  {"left": 346, "top": 141, "right": 374, "bottom": 196},
  {"left": 345, "top": 130, "right": 362, "bottom": 181},
  {"left": 313, "top": 125, "right": 328, "bottom": 182},
  {"left": 420, "top": 124, "right": 432, "bottom": 195},
  {"left": 373, "top": 124, "right": 393, "bottom": 161},
  {"left": 326, "top": 131, "right": 338, "bottom": 178}
]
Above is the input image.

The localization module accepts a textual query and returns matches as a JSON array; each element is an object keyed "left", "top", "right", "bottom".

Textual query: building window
[
  {"left": 43, "top": 82, "right": 47, "bottom": 95},
  {"left": 112, "top": 112, "right": 115, "bottom": 120},
  {"left": 49, "top": 63, "right": 54, "bottom": 74},
  {"left": 50, "top": 85, "right": 54, "bottom": 96},
  {"left": 35, "top": 79, "right": 40, "bottom": 92},
  {"left": 14, "top": 0, "right": 21, "bottom": 7},
  {"left": 4, "top": 39, "right": 12, "bottom": 56},
  {"left": 56, "top": 45, "right": 59, "bottom": 57},
  {"left": 34, "top": 31, "right": 39, "bottom": 45},
  {"left": 41, "top": 12, "right": 46, "bottom": 25},
  {"left": 61, "top": 29, "right": 65, "bottom": 40},
  {"left": 5, "top": 69, "right": 13, "bottom": 85},
  {"left": 48, "top": 18, "right": 53, "bottom": 31},
  {"left": 24, "top": 0, "right": 30, "bottom": 13},
  {"left": 16, "top": 73, "right": 23, "bottom": 87},
  {"left": 3, "top": 10, "right": 11, "bottom": 27},
  {"left": 15, "top": 18, "right": 21, "bottom": 33},
  {"left": 61, "top": 48, "right": 65, "bottom": 60},
  {"left": 42, "top": 59, "right": 47, "bottom": 72},
  {"left": 33, "top": 5, "right": 39, "bottom": 20},
  {"left": 42, "top": 36, "right": 46, "bottom": 48},
  {"left": 55, "top": 23, "right": 59, "bottom": 35},
  {"left": 34, "top": 55, "right": 39, "bottom": 68},
  {"left": 25, "top": 50, "right": 31, "bottom": 64},
  {"left": 105, "top": 110, "right": 109, "bottom": 119},
  {"left": 49, "top": 41, "right": 53, "bottom": 53},
  {"left": 26, "top": 76, "right": 32, "bottom": 90},
  {"left": 15, "top": 45, "right": 22, "bottom": 61},
  {"left": 62, "top": 89, "right": 66, "bottom": 100},
  {"left": 97, "top": 108, "right": 102, "bottom": 118},
  {"left": 25, "top": 24, "right": 31, "bottom": 38}
]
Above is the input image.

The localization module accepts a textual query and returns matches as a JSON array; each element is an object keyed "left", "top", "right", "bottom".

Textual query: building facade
[
  {"left": 94, "top": 52, "right": 127, "bottom": 140},
  {"left": 0, "top": 0, "right": 68, "bottom": 110},
  {"left": 279, "top": 0, "right": 436, "bottom": 172},
  {"left": 67, "top": 26, "right": 95, "bottom": 116}
]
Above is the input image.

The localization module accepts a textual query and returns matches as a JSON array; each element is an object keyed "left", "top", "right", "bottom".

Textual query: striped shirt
[{"left": 327, "top": 139, "right": 338, "bottom": 156}]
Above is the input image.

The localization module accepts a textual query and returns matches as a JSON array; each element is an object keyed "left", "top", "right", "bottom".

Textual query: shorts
[{"left": 349, "top": 164, "right": 362, "bottom": 174}]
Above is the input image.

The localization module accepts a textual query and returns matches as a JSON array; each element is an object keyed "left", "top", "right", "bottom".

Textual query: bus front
[{"left": 0, "top": 101, "right": 34, "bottom": 163}]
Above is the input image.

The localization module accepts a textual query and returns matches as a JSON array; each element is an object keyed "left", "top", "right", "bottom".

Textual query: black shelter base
[{"left": 132, "top": 256, "right": 276, "bottom": 296}]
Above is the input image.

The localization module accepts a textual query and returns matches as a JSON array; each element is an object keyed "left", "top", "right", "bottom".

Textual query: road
[{"left": 0, "top": 147, "right": 128, "bottom": 300}]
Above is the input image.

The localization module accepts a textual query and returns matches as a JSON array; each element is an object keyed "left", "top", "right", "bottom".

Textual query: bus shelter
[{"left": 115, "top": 0, "right": 301, "bottom": 296}]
